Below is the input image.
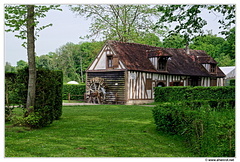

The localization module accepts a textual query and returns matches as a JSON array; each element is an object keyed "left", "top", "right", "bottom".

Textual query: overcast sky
[
  {"left": 4, "top": 5, "right": 92, "bottom": 66},
  {"left": 3, "top": 3, "right": 234, "bottom": 66}
]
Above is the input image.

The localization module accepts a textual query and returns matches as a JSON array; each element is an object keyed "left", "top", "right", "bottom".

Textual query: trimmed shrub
[
  {"left": 53, "top": 71, "right": 63, "bottom": 120},
  {"left": 182, "top": 99, "right": 235, "bottom": 111},
  {"left": 152, "top": 100, "right": 235, "bottom": 157},
  {"left": 5, "top": 72, "right": 18, "bottom": 121},
  {"left": 62, "top": 84, "right": 85, "bottom": 100},
  {"left": 5, "top": 72, "right": 20, "bottom": 105},
  {"left": 154, "top": 86, "right": 188, "bottom": 102},
  {"left": 12, "top": 67, "right": 63, "bottom": 128},
  {"left": 230, "top": 79, "right": 235, "bottom": 86},
  {"left": 154, "top": 86, "right": 235, "bottom": 102}
]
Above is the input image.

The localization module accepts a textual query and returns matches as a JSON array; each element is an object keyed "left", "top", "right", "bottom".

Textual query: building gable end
[{"left": 88, "top": 44, "right": 126, "bottom": 71}]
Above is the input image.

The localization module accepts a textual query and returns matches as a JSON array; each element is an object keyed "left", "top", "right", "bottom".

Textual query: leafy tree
[
  {"left": 5, "top": 62, "right": 16, "bottom": 72},
  {"left": 135, "top": 33, "right": 163, "bottom": 47},
  {"left": 209, "top": 5, "right": 235, "bottom": 34},
  {"left": 55, "top": 42, "right": 80, "bottom": 83},
  {"left": 189, "top": 30, "right": 235, "bottom": 66},
  {"left": 215, "top": 53, "right": 235, "bottom": 66},
  {"left": 77, "top": 41, "right": 104, "bottom": 82},
  {"left": 190, "top": 34, "right": 225, "bottom": 58},
  {"left": 5, "top": 5, "right": 62, "bottom": 116},
  {"left": 69, "top": 5, "right": 162, "bottom": 42},
  {"left": 29, "top": 41, "right": 103, "bottom": 83},
  {"left": 224, "top": 27, "right": 235, "bottom": 59},
  {"left": 156, "top": 5, "right": 235, "bottom": 53},
  {"left": 162, "top": 34, "right": 185, "bottom": 48},
  {"left": 16, "top": 60, "right": 28, "bottom": 70},
  {"left": 54, "top": 41, "right": 103, "bottom": 83},
  {"left": 36, "top": 54, "right": 57, "bottom": 70}
]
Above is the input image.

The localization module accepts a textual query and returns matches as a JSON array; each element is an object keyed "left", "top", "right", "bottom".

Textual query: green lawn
[{"left": 5, "top": 105, "right": 195, "bottom": 157}]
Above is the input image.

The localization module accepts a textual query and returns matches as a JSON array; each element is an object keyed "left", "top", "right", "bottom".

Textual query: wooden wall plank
[{"left": 87, "top": 71, "right": 125, "bottom": 102}]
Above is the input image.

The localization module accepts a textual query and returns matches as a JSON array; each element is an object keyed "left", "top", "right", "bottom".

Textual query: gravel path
[
  {"left": 62, "top": 103, "right": 155, "bottom": 107},
  {"left": 62, "top": 103, "right": 98, "bottom": 106}
]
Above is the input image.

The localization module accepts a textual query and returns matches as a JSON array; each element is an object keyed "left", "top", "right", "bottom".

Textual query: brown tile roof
[{"left": 107, "top": 40, "right": 225, "bottom": 77}]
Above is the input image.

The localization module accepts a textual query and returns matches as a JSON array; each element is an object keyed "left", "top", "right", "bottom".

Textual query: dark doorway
[{"left": 188, "top": 77, "right": 201, "bottom": 86}]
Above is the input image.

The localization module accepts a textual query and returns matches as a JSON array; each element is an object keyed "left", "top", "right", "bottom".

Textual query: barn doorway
[{"left": 188, "top": 76, "right": 201, "bottom": 86}]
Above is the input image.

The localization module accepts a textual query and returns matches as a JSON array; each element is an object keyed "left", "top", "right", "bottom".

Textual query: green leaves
[
  {"left": 62, "top": 84, "right": 86, "bottom": 100},
  {"left": 69, "top": 4, "right": 162, "bottom": 42},
  {"left": 156, "top": 5, "right": 235, "bottom": 46},
  {"left": 154, "top": 86, "right": 235, "bottom": 103},
  {"left": 5, "top": 5, "right": 62, "bottom": 45},
  {"left": 189, "top": 29, "right": 235, "bottom": 66}
]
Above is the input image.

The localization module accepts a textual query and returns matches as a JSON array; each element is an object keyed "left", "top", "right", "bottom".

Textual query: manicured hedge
[
  {"left": 62, "top": 84, "right": 85, "bottom": 100},
  {"left": 154, "top": 86, "right": 235, "bottom": 102},
  {"left": 182, "top": 99, "right": 235, "bottom": 111},
  {"left": 5, "top": 73, "right": 17, "bottom": 103},
  {"left": 7, "top": 68, "right": 63, "bottom": 128},
  {"left": 152, "top": 100, "right": 235, "bottom": 157},
  {"left": 54, "top": 71, "right": 63, "bottom": 120},
  {"left": 230, "top": 79, "right": 235, "bottom": 86},
  {"left": 5, "top": 72, "right": 19, "bottom": 121}
]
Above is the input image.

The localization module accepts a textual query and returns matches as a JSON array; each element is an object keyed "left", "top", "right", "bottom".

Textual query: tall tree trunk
[
  {"left": 80, "top": 53, "right": 84, "bottom": 83},
  {"left": 25, "top": 5, "right": 36, "bottom": 117}
]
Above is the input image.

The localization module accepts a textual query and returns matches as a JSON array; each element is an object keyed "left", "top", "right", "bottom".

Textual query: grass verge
[{"left": 5, "top": 105, "right": 195, "bottom": 157}]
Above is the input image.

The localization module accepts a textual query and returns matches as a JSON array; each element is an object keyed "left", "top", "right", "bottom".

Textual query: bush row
[
  {"left": 230, "top": 79, "right": 235, "bottom": 86},
  {"left": 5, "top": 72, "right": 19, "bottom": 121},
  {"left": 5, "top": 68, "right": 63, "bottom": 128},
  {"left": 154, "top": 86, "right": 235, "bottom": 102},
  {"left": 182, "top": 99, "right": 235, "bottom": 111},
  {"left": 5, "top": 74, "right": 85, "bottom": 103},
  {"left": 152, "top": 99, "right": 235, "bottom": 157},
  {"left": 5, "top": 72, "right": 20, "bottom": 106},
  {"left": 62, "top": 84, "right": 86, "bottom": 100}
]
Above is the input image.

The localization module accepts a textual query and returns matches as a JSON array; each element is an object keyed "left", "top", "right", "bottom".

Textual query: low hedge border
[
  {"left": 62, "top": 84, "right": 86, "bottom": 100},
  {"left": 154, "top": 86, "right": 235, "bottom": 103},
  {"left": 152, "top": 99, "right": 235, "bottom": 157}
]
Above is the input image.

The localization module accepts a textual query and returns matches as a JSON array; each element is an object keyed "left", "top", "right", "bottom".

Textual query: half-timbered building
[{"left": 86, "top": 40, "right": 225, "bottom": 105}]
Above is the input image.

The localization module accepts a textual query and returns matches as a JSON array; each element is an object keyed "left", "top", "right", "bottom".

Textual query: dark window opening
[
  {"left": 188, "top": 77, "right": 201, "bottom": 86},
  {"left": 210, "top": 64, "right": 216, "bottom": 73},
  {"left": 107, "top": 56, "right": 113, "bottom": 68},
  {"left": 169, "top": 81, "right": 184, "bottom": 86},
  {"left": 210, "top": 78, "right": 217, "bottom": 86},
  {"left": 158, "top": 57, "right": 168, "bottom": 71},
  {"left": 173, "top": 82, "right": 180, "bottom": 86}
]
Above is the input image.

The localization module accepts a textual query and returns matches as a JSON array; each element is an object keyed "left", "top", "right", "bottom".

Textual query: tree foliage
[
  {"left": 5, "top": 62, "right": 16, "bottom": 72},
  {"left": 190, "top": 34, "right": 225, "bottom": 58},
  {"left": 69, "top": 5, "right": 162, "bottom": 42},
  {"left": 190, "top": 29, "right": 235, "bottom": 66},
  {"left": 32, "top": 41, "right": 104, "bottom": 83},
  {"left": 134, "top": 33, "right": 163, "bottom": 47},
  {"left": 5, "top": 5, "right": 62, "bottom": 47},
  {"left": 156, "top": 5, "right": 235, "bottom": 47},
  {"left": 162, "top": 34, "right": 185, "bottom": 49}
]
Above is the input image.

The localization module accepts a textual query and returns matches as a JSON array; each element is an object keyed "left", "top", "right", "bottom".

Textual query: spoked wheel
[{"left": 86, "top": 77, "right": 106, "bottom": 104}]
